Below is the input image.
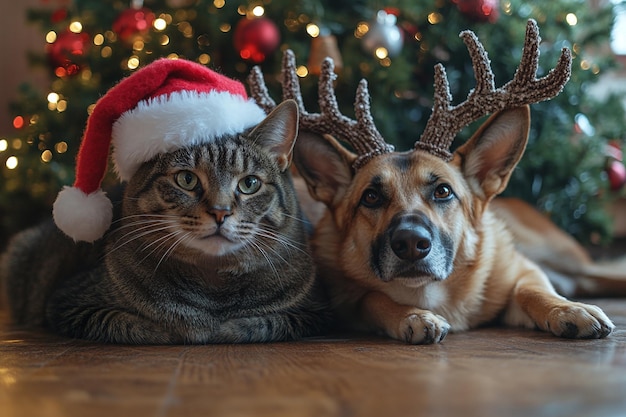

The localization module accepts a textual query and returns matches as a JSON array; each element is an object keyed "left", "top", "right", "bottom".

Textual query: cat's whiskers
[
  {"left": 280, "top": 212, "right": 312, "bottom": 226},
  {"left": 110, "top": 215, "right": 180, "bottom": 239},
  {"left": 254, "top": 226, "right": 310, "bottom": 257},
  {"left": 244, "top": 228, "right": 311, "bottom": 292},
  {"left": 222, "top": 221, "right": 305, "bottom": 259},
  {"left": 251, "top": 237, "right": 291, "bottom": 266},
  {"left": 106, "top": 218, "right": 180, "bottom": 257},
  {"left": 112, "top": 221, "right": 179, "bottom": 245},
  {"left": 126, "top": 225, "right": 191, "bottom": 269},
  {"left": 239, "top": 219, "right": 303, "bottom": 249},
  {"left": 245, "top": 240, "right": 285, "bottom": 291},
  {"left": 114, "top": 222, "right": 180, "bottom": 242},
  {"left": 137, "top": 227, "right": 186, "bottom": 255},
  {"left": 154, "top": 232, "right": 191, "bottom": 272},
  {"left": 111, "top": 213, "right": 179, "bottom": 226}
]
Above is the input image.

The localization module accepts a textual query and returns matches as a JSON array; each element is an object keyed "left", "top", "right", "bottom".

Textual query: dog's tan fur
[{"left": 293, "top": 106, "right": 618, "bottom": 344}]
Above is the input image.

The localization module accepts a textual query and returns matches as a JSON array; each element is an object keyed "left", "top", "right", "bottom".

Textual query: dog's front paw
[
  {"left": 546, "top": 302, "right": 614, "bottom": 339},
  {"left": 396, "top": 312, "right": 450, "bottom": 344}
]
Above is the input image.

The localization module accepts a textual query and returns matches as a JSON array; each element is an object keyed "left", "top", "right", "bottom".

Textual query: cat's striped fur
[{"left": 0, "top": 100, "right": 330, "bottom": 344}]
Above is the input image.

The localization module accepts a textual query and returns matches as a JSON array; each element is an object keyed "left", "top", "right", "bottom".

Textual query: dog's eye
[
  {"left": 361, "top": 188, "right": 383, "bottom": 208},
  {"left": 434, "top": 184, "right": 453, "bottom": 200}
]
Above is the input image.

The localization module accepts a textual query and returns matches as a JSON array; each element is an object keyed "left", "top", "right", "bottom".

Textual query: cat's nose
[{"left": 208, "top": 207, "right": 232, "bottom": 225}]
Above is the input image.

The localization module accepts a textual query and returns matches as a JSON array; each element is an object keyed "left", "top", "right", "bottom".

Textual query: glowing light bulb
[
  {"left": 46, "top": 31, "right": 57, "bottom": 43},
  {"left": 153, "top": 18, "right": 167, "bottom": 31},
  {"left": 101, "top": 46, "right": 113, "bottom": 58},
  {"left": 6, "top": 156, "right": 18, "bottom": 169},
  {"left": 55, "top": 141, "right": 68, "bottom": 153},
  {"left": 428, "top": 12, "right": 442, "bottom": 24},
  {"left": 355, "top": 22, "right": 369, "bottom": 38},
  {"left": 306, "top": 23, "right": 320, "bottom": 38},
  {"left": 69, "top": 21, "right": 83, "bottom": 33},
  {"left": 566, "top": 13, "right": 578, "bottom": 26},
  {"left": 127, "top": 56, "right": 140, "bottom": 70},
  {"left": 12, "top": 116, "right": 24, "bottom": 129},
  {"left": 375, "top": 47, "right": 389, "bottom": 59},
  {"left": 41, "top": 150, "right": 53, "bottom": 163},
  {"left": 296, "top": 66, "right": 308, "bottom": 77},
  {"left": 47, "top": 92, "right": 60, "bottom": 104},
  {"left": 252, "top": 6, "right": 265, "bottom": 17}
]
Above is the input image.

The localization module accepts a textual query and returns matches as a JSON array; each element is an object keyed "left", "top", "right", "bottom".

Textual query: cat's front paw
[
  {"left": 546, "top": 302, "right": 614, "bottom": 339},
  {"left": 394, "top": 311, "right": 450, "bottom": 344}
]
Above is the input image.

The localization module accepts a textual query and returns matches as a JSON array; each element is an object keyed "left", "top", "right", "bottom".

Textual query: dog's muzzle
[
  {"left": 371, "top": 211, "right": 452, "bottom": 283},
  {"left": 390, "top": 216, "right": 432, "bottom": 261}
]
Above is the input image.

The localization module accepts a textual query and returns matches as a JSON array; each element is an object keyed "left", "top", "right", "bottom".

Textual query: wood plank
[{"left": 1, "top": 300, "right": 625, "bottom": 417}]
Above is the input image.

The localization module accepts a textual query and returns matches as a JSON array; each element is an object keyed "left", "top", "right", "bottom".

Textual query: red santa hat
[{"left": 52, "top": 58, "right": 266, "bottom": 242}]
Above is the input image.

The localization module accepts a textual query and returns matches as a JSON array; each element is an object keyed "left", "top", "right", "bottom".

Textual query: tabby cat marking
[{"left": 0, "top": 100, "right": 330, "bottom": 344}]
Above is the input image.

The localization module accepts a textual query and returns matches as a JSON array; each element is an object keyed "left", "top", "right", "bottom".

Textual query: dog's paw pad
[
  {"left": 548, "top": 303, "right": 615, "bottom": 339},
  {"left": 399, "top": 312, "right": 450, "bottom": 345}
]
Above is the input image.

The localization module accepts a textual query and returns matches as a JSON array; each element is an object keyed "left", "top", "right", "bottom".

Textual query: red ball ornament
[
  {"left": 606, "top": 141, "right": 625, "bottom": 191},
  {"left": 456, "top": 0, "right": 500, "bottom": 23},
  {"left": 51, "top": 8, "right": 68, "bottom": 24},
  {"left": 606, "top": 140, "right": 623, "bottom": 161},
  {"left": 46, "top": 29, "right": 90, "bottom": 76},
  {"left": 607, "top": 160, "right": 626, "bottom": 191},
  {"left": 112, "top": 7, "right": 155, "bottom": 43},
  {"left": 233, "top": 17, "right": 280, "bottom": 63}
]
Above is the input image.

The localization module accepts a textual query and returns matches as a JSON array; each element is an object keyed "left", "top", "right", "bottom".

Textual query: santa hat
[{"left": 53, "top": 58, "right": 267, "bottom": 242}]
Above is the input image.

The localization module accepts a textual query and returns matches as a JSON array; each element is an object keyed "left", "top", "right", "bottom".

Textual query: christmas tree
[{"left": 1, "top": 0, "right": 625, "bottom": 245}]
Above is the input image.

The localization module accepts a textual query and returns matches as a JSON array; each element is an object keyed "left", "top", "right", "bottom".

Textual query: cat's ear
[
  {"left": 293, "top": 132, "right": 356, "bottom": 207},
  {"left": 249, "top": 99, "right": 299, "bottom": 171}
]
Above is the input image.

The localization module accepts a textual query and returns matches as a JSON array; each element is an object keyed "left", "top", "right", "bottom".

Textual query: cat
[{"left": 0, "top": 100, "right": 330, "bottom": 344}]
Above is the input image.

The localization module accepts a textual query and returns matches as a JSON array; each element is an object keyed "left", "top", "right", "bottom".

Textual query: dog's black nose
[{"left": 390, "top": 225, "right": 432, "bottom": 261}]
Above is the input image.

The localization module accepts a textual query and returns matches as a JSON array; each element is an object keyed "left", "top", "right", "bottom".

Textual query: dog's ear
[
  {"left": 454, "top": 106, "right": 530, "bottom": 201},
  {"left": 293, "top": 132, "right": 356, "bottom": 207}
]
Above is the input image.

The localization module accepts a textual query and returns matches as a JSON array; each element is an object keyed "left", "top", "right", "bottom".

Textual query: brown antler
[
  {"left": 248, "top": 50, "right": 394, "bottom": 169},
  {"left": 415, "top": 19, "right": 572, "bottom": 161}
]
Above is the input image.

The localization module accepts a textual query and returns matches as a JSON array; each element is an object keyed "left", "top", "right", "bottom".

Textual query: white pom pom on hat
[
  {"left": 52, "top": 58, "right": 266, "bottom": 242},
  {"left": 53, "top": 187, "right": 112, "bottom": 243}
]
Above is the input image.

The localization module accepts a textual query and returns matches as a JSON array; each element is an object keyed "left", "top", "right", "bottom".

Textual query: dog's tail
[
  {"left": 571, "top": 258, "right": 626, "bottom": 297},
  {"left": 540, "top": 257, "right": 626, "bottom": 298},
  {"left": 492, "top": 197, "right": 626, "bottom": 298}
]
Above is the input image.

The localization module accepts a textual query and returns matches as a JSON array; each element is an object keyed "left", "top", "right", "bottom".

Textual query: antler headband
[
  {"left": 247, "top": 19, "right": 572, "bottom": 168},
  {"left": 248, "top": 49, "right": 394, "bottom": 169}
]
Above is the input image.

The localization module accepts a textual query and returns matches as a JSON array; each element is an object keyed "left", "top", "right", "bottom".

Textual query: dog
[
  {"left": 249, "top": 20, "right": 621, "bottom": 344},
  {"left": 292, "top": 108, "right": 617, "bottom": 343}
]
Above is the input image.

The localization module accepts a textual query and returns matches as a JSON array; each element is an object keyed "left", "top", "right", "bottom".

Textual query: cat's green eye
[
  {"left": 175, "top": 171, "right": 199, "bottom": 191},
  {"left": 238, "top": 175, "right": 262, "bottom": 195}
]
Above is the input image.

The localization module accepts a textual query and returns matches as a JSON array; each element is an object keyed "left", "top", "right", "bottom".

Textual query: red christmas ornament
[
  {"left": 606, "top": 141, "right": 625, "bottom": 191},
  {"left": 112, "top": 7, "right": 155, "bottom": 42},
  {"left": 233, "top": 17, "right": 280, "bottom": 63},
  {"left": 455, "top": 0, "right": 500, "bottom": 23},
  {"left": 607, "top": 160, "right": 626, "bottom": 191},
  {"left": 606, "top": 140, "right": 623, "bottom": 161},
  {"left": 51, "top": 8, "right": 68, "bottom": 24},
  {"left": 46, "top": 29, "right": 90, "bottom": 76},
  {"left": 383, "top": 7, "right": 401, "bottom": 17}
]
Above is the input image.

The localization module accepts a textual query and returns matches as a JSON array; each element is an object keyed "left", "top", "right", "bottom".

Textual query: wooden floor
[{"left": 0, "top": 300, "right": 625, "bottom": 417}]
